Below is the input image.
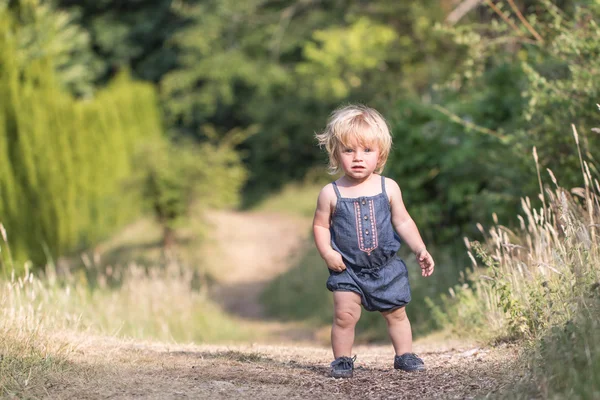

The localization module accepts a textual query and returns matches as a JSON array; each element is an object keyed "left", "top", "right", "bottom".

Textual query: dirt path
[
  {"left": 38, "top": 210, "right": 522, "bottom": 398},
  {"left": 202, "top": 210, "right": 312, "bottom": 320},
  {"left": 45, "top": 333, "right": 520, "bottom": 399}
]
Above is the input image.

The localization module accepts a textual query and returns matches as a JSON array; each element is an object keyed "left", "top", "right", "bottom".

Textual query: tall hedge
[{"left": 0, "top": 4, "right": 163, "bottom": 267}]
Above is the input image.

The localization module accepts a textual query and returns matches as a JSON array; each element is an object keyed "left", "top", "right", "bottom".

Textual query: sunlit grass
[
  {"left": 92, "top": 209, "right": 209, "bottom": 270},
  {"left": 252, "top": 182, "right": 322, "bottom": 218},
  {"left": 0, "top": 233, "right": 257, "bottom": 396},
  {"left": 456, "top": 150, "right": 599, "bottom": 341},
  {"left": 0, "top": 328, "right": 73, "bottom": 398},
  {"left": 1, "top": 259, "right": 255, "bottom": 343},
  {"left": 443, "top": 127, "right": 600, "bottom": 397}
]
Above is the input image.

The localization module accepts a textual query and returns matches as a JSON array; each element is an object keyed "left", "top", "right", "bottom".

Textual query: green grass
[
  {"left": 260, "top": 247, "right": 332, "bottom": 323},
  {"left": 433, "top": 140, "right": 600, "bottom": 397},
  {"left": 531, "top": 298, "right": 600, "bottom": 399},
  {"left": 252, "top": 182, "right": 323, "bottom": 218},
  {"left": 496, "top": 296, "right": 600, "bottom": 400},
  {"left": 0, "top": 330, "right": 76, "bottom": 398},
  {"left": 260, "top": 245, "right": 391, "bottom": 342},
  {"left": 260, "top": 242, "right": 462, "bottom": 341}
]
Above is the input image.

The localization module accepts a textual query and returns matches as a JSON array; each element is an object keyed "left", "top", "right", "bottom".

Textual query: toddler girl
[{"left": 313, "top": 104, "right": 435, "bottom": 378}]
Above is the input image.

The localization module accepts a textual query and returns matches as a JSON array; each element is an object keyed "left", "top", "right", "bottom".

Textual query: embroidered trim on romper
[{"left": 354, "top": 199, "right": 378, "bottom": 255}]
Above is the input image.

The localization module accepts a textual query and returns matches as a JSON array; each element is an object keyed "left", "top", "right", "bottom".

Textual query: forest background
[{"left": 1, "top": 0, "right": 599, "bottom": 397}]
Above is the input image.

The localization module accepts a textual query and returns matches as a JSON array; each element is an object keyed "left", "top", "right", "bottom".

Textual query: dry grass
[
  {"left": 2, "top": 260, "right": 256, "bottom": 341},
  {"left": 0, "top": 266, "right": 75, "bottom": 397},
  {"left": 0, "top": 245, "right": 258, "bottom": 396},
  {"left": 0, "top": 330, "right": 72, "bottom": 398},
  {"left": 461, "top": 134, "right": 600, "bottom": 340},
  {"left": 445, "top": 126, "right": 600, "bottom": 397}
]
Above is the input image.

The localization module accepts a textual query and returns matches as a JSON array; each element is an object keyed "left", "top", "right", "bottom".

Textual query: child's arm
[
  {"left": 386, "top": 178, "right": 435, "bottom": 277},
  {"left": 313, "top": 184, "right": 346, "bottom": 272}
]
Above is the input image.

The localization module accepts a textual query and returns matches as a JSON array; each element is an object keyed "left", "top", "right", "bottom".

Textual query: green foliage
[
  {"left": 158, "top": 0, "right": 455, "bottom": 199},
  {"left": 48, "top": 1, "right": 597, "bottom": 251},
  {"left": 521, "top": 3, "right": 600, "bottom": 181},
  {"left": 132, "top": 135, "right": 247, "bottom": 246},
  {"left": 55, "top": 0, "right": 189, "bottom": 84},
  {"left": 0, "top": 2, "right": 163, "bottom": 267},
  {"left": 387, "top": 75, "right": 531, "bottom": 246},
  {"left": 296, "top": 18, "right": 398, "bottom": 99},
  {"left": 432, "top": 109, "right": 600, "bottom": 395},
  {"left": 2, "top": 0, "right": 103, "bottom": 96},
  {"left": 380, "top": 2, "right": 600, "bottom": 297},
  {"left": 433, "top": 0, "right": 600, "bottom": 191},
  {"left": 421, "top": 2, "right": 600, "bottom": 341}
]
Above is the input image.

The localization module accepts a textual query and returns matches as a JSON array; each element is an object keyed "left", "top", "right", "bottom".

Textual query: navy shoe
[
  {"left": 330, "top": 355, "right": 357, "bottom": 378},
  {"left": 394, "top": 353, "right": 425, "bottom": 372}
]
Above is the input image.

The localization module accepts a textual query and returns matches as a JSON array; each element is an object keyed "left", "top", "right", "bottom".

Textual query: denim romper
[{"left": 326, "top": 175, "right": 411, "bottom": 312}]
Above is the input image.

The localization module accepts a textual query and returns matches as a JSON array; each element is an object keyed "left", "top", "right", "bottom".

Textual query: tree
[
  {"left": 161, "top": 0, "right": 456, "bottom": 200},
  {"left": 54, "top": 0, "right": 192, "bottom": 84},
  {"left": 132, "top": 135, "right": 247, "bottom": 250},
  {"left": 0, "top": 1, "right": 163, "bottom": 268},
  {"left": 3, "top": 0, "right": 102, "bottom": 96}
]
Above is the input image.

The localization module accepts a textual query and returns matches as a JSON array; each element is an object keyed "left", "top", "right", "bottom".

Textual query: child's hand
[
  {"left": 324, "top": 249, "right": 346, "bottom": 272},
  {"left": 416, "top": 249, "right": 435, "bottom": 277}
]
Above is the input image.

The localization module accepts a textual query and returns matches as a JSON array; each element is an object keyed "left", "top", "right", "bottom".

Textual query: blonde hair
[{"left": 316, "top": 104, "right": 392, "bottom": 174}]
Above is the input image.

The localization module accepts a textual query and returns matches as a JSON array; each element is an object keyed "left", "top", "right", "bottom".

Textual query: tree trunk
[{"left": 162, "top": 225, "right": 176, "bottom": 250}]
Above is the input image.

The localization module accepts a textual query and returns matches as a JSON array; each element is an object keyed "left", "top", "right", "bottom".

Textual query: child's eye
[{"left": 344, "top": 148, "right": 353, "bottom": 153}]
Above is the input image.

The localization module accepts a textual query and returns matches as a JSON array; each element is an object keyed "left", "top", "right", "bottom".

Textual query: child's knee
[
  {"left": 383, "top": 306, "right": 408, "bottom": 324},
  {"left": 334, "top": 308, "right": 360, "bottom": 328}
]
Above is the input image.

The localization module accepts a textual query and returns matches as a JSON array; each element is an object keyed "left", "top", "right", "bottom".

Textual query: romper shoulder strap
[
  {"left": 331, "top": 181, "right": 342, "bottom": 199},
  {"left": 381, "top": 175, "right": 390, "bottom": 203}
]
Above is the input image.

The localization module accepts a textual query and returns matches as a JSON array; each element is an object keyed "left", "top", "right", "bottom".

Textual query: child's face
[{"left": 338, "top": 139, "right": 380, "bottom": 180}]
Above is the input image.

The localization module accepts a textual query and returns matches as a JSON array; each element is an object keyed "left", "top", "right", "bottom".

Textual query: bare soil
[
  {"left": 203, "top": 210, "right": 312, "bottom": 320},
  {"left": 45, "top": 333, "right": 521, "bottom": 399}
]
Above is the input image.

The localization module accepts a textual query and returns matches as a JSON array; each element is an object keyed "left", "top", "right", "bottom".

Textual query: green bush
[
  {"left": 261, "top": 242, "right": 460, "bottom": 340},
  {"left": 434, "top": 110, "right": 600, "bottom": 395},
  {"left": 0, "top": 2, "right": 163, "bottom": 267},
  {"left": 132, "top": 136, "right": 247, "bottom": 248}
]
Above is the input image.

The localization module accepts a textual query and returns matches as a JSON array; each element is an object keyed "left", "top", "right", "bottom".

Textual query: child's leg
[
  {"left": 331, "top": 291, "right": 362, "bottom": 358},
  {"left": 381, "top": 306, "right": 412, "bottom": 355}
]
